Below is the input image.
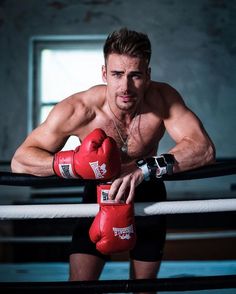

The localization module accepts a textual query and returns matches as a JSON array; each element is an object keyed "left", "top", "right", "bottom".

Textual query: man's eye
[
  {"left": 112, "top": 73, "right": 122, "bottom": 77},
  {"left": 132, "top": 74, "right": 141, "bottom": 79}
]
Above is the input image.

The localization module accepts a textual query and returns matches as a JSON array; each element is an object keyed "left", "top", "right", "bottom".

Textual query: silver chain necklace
[{"left": 108, "top": 102, "right": 138, "bottom": 154}]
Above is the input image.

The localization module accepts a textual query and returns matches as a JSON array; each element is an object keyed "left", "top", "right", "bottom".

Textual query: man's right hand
[{"left": 53, "top": 128, "right": 121, "bottom": 180}]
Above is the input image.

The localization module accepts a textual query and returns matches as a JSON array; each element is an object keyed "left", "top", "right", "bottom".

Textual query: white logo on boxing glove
[
  {"left": 89, "top": 161, "right": 107, "bottom": 179},
  {"left": 113, "top": 224, "right": 134, "bottom": 240}
]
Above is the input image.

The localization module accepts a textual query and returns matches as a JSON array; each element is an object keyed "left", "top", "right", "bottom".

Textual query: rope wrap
[{"left": 1, "top": 161, "right": 236, "bottom": 186}]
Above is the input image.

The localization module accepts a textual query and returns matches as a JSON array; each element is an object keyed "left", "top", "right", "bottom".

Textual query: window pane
[
  {"left": 40, "top": 105, "right": 54, "bottom": 123},
  {"left": 40, "top": 48, "right": 104, "bottom": 103},
  {"left": 62, "top": 135, "right": 81, "bottom": 151},
  {"left": 34, "top": 38, "right": 105, "bottom": 150}
]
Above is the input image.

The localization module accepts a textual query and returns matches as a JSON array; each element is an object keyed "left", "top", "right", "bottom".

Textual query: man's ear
[
  {"left": 147, "top": 67, "right": 151, "bottom": 80},
  {"left": 145, "top": 67, "right": 151, "bottom": 88},
  {"left": 102, "top": 65, "right": 107, "bottom": 83}
]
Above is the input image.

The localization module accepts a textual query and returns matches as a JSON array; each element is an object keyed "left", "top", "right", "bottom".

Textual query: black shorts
[{"left": 70, "top": 180, "right": 166, "bottom": 262}]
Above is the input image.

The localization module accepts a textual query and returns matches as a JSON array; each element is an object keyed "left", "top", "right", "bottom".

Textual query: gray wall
[{"left": 0, "top": 0, "right": 236, "bottom": 200}]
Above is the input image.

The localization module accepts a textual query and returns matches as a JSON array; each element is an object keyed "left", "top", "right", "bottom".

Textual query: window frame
[{"left": 28, "top": 35, "right": 106, "bottom": 133}]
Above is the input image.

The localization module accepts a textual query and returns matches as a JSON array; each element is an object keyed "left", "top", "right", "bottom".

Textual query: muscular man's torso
[{"left": 65, "top": 81, "right": 169, "bottom": 165}]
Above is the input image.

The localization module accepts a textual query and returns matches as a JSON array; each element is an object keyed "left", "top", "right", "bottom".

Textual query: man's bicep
[
  {"left": 22, "top": 122, "right": 69, "bottom": 154},
  {"left": 164, "top": 107, "right": 209, "bottom": 144},
  {"left": 27, "top": 97, "right": 82, "bottom": 152}
]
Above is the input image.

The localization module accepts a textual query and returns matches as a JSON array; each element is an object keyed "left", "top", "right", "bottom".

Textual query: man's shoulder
[
  {"left": 56, "top": 85, "right": 106, "bottom": 114},
  {"left": 145, "top": 81, "right": 184, "bottom": 116},
  {"left": 150, "top": 81, "right": 175, "bottom": 93},
  {"left": 48, "top": 85, "right": 105, "bottom": 126},
  {"left": 149, "top": 81, "right": 183, "bottom": 102},
  {"left": 147, "top": 81, "right": 172, "bottom": 104},
  {"left": 74, "top": 84, "right": 106, "bottom": 106}
]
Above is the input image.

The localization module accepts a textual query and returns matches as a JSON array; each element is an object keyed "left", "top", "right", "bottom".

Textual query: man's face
[{"left": 102, "top": 53, "right": 150, "bottom": 112}]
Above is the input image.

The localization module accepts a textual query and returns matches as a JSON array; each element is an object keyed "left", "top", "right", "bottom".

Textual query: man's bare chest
[{"left": 102, "top": 115, "right": 165, "bottom": 161}]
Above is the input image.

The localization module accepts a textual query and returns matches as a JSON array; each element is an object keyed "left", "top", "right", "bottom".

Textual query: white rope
[
  {"left": 0, "top": 198, "right": 236, "bottom": 220},
  {"left": 141, "top": 198, "right": 236, "bottom": 215}
]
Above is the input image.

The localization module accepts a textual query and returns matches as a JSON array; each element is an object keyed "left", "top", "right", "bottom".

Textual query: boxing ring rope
[
  {"left": 1, "top": 198, "right": 236, "bottom": 220},
  {"left": 1, "top": 275, "right": 236, "bottom": 293},
  {"left": 0, "top": 160, "right": 236, "bottom": 292},
  {"left": 0, "top": 160, "right": 236, "bottom": 219},
  {"left": 1, "top": 160, "right": 236, "bottom": 187}
]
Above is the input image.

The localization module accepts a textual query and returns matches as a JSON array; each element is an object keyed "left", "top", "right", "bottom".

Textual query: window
[{"left": 29, "top": 36, "right": 106, "bottom": 149}]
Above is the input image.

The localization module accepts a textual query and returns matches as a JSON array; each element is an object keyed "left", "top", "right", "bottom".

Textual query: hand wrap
[{"left": 136, "top": 153, "right": 175, "bottom": 180}]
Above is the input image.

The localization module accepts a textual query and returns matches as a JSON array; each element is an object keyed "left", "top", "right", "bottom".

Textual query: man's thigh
[
  {"left": 130, "top": 259, "right": 161, "bottom": 279},
  {"left": 69, "top": 253, "right": 105, "bottom": 281}
]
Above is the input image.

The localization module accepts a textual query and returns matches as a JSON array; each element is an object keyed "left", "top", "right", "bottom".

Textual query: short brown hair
[{"left": 103, "top": 28, "right": 151, "bottom": 65}]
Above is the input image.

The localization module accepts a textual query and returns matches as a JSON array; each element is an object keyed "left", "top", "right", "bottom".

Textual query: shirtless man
[{"left": 11, "top": 28, "right": 215, "bottom": 291}]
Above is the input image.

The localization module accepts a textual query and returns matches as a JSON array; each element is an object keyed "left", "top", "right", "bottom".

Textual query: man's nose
[{"left": 120, "top": 76, "right": 131, "bottom": 93}]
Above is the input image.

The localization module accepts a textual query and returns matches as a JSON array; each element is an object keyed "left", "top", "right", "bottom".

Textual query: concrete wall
[{"left": 0, "top": 0, "right": 236, "bottom": 200}]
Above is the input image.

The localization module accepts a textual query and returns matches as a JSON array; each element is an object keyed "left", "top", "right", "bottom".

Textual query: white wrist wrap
[{"left": 139, "top": 163, "right": 150, "bottom": 181}]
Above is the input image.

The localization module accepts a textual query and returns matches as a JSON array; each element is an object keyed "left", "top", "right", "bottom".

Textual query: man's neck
[{"left": 107, "top": 100, "right": 140, "bottom": 126}]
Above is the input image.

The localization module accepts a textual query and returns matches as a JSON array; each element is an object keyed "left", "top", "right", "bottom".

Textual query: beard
[{"left": 115, "top": 92, "right": 140, "bottom": 112}]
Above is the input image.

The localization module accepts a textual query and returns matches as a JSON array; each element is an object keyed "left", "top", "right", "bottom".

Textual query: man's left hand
[{"left": 108, "top": 166, "right": 144, "bottom": 204}]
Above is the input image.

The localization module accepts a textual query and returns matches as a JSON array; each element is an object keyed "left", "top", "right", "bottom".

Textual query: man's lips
[{"left": 119, "top": 95, "right": 135, "bottom": 102}]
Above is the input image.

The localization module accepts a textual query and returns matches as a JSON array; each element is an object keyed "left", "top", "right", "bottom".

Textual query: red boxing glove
[
  {"left": 89, "top": 183, "right": 136, "bottom": 255},
  {"left": 53, "top": 129, "right": 121, "bottom": 180}
]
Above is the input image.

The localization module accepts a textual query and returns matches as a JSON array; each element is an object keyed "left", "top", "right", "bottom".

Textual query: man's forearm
[
  {"left": 168, "top": 137, "right": 216, "bottom": 173},
  {"left": 11, "top": 146, "right": 54, "bottom": 177}
]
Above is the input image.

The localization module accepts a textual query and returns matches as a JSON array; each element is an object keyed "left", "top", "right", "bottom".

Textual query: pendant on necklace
[{"left": 121, "top": 143, "right": 128, "bottom": 154}]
